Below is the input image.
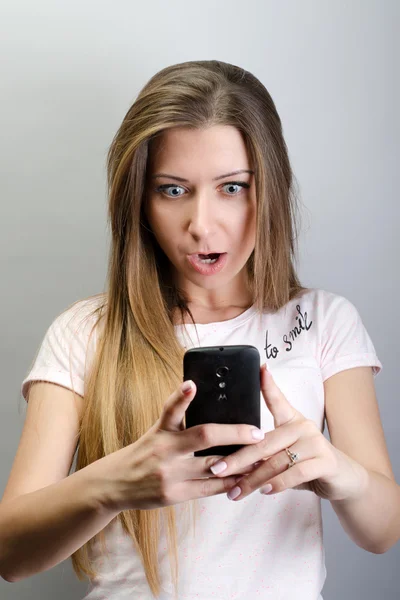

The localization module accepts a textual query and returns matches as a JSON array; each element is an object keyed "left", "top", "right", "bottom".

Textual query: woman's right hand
[{"left": 95, "top": 380, "right": 264, "bottom": 512}]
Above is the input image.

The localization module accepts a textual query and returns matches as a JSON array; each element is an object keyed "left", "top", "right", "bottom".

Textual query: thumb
[
  {"left": 158, "top": 380, "right": 197, "bottom": 432},
  {"left": 261, "top": 363, "right": 299, "bottom": 428}
]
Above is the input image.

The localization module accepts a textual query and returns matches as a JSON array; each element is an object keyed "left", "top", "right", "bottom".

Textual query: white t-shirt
[{"left": 21, "top": 288, "right": 382, "bottom": 600}]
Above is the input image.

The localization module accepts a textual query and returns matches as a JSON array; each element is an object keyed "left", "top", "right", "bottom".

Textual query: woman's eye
[
  {"left": 155, "top": 181, "right": 250, "bottom": 198},
  {"left": 222, "top": 182, "right": 249, "bottom": 195},
  {"left": 156, "top": 185, "right": 185, "bottom": 198}
]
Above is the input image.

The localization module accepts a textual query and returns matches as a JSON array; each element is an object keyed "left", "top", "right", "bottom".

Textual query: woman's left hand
[{"left": 209, "top": 364, "right": 368, "bottom": 502}]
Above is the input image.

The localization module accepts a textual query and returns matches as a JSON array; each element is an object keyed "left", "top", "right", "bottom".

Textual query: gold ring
[{"left": 285, "top": 447, "right": 299, "bottom": 468}]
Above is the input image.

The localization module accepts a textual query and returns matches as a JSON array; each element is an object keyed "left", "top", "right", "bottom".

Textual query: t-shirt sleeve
[
  {"left": 21, "top": 301, "right": 98, "bottom": 401},
  {"left": 319, "top": 293, "right": 382, "bottom": 382}
]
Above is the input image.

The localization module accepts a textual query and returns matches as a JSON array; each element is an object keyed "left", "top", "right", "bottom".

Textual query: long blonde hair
[{"left": 63, "top": 60, "right": 307, "bottom": 597}]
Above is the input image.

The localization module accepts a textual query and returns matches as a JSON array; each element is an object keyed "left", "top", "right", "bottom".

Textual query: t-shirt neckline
[{"left": 173, "top": 303, "right": 258, "bottom": 331}]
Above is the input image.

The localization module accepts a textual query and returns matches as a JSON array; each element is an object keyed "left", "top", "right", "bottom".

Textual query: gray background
[{"left": 1, "top": 0, "right": 398, "bottom": 598}]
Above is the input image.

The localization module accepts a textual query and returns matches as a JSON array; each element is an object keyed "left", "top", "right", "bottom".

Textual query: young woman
[{"left": 1, "top": 60, "right": 398, "bottom": 600}]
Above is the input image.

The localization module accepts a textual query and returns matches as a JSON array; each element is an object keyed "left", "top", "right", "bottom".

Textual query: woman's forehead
[{"left": 148, "top": 126, "right": 251, "bottom": 174}]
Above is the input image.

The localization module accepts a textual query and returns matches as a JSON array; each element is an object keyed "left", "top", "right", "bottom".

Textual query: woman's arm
[
  {"left": 0, "top": 462, "right": 118, "bottom": 583},
  {"left": 330, "top": 464, "right": 400, "bottom": 553},
  {"left": 0, "top": 382, "right": 119, "bottom": 583},
  {"left": 325, "top": 367, "right": 400, "bottom": 553}
]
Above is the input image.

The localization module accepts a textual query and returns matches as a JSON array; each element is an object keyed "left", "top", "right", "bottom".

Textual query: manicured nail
[
  {"left": 260, "top": 484, "right": 273, "bottom": 494},
  {"left": 252, "top": 428, "right": 264, "bottom": 440},
  {"left": 210, "top": 461, "right": 227, "bottom": 475},
  {"left": 182, "top": 380, "right": 193, "bottom": 393},
  {"left": 227, "top": 486, "right": 241, "bottom": 500}
]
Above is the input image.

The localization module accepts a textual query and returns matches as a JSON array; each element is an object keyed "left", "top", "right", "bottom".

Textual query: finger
[
  {"left": 158, "top": 380, "right": 197, "bottom": 432},
  {"left": 178, "top": 474, "right": 245, "bottom": 502},
  {"left": 261, "top": 363, "right": 302, "bottom": 427},
  {"left": 227, "top": 458, "right": 324, "bottom": 500},
  {"left": 179, "top": 455, "right": 264, "bottom": 480},
  {"left": 257, "top": 457, "right": 325, "bottom": 496},
  {"left": 178, "top": 422, "right": 265, "bottom": 455},
  {"left": 229, "top": 438, "right": 319, "bottom": 496},
  {"left": 208, "top": 419, "right": 309, "bottom": 477}
]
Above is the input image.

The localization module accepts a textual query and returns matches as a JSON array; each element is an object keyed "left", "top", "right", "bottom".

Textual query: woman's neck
[{"left": 172, "top": 302, "right": 253, "bottom": 325}]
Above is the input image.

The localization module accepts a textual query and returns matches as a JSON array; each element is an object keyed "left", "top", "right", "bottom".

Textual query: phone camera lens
[{"left": 216, "top": 366, "right": 229, "bottom": 378}]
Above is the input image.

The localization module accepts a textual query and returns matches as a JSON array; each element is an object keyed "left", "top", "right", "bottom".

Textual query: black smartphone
[{"left": 183, "top": 345, "right": 261, "bottom": 457}]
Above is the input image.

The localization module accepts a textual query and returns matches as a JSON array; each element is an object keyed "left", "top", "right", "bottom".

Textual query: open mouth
[
  {"left": 187, "top": 252, "right": 228, "bottom": 275},
  {"left": 197, "top": 253, "right": 221, "bottom": 264}
]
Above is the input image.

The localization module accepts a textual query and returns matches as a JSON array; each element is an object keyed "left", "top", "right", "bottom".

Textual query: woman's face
[{"left": 144, "top": 125, "right": 257, "bottom": 307}]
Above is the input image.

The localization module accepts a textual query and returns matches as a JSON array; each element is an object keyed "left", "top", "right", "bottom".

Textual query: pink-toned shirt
[{"left": 21, "top": 288, "right": 382, "bottom": 600}]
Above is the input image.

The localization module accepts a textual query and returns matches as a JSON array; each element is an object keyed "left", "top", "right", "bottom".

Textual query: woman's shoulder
[
  {"left": 65, "top": 293, "right": 107, "bottom": 319},
  {"left": 48, "top": 293, "right": 107, "bottom": 342},
  {"left": 280, "top": 287, "right": 362, "bottom": 329},
  {"left": 290, "top": 286, "right": 353, "bottom": 308}
]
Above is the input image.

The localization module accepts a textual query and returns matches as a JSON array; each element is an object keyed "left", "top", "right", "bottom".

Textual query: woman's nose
[{"left": 187, "top": 196, "right": 215, "bottom": 239}]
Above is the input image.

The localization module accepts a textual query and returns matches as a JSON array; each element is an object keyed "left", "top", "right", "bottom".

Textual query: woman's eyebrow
[{"left": 150, "top": 169, "right": 254, "bottom": 182}]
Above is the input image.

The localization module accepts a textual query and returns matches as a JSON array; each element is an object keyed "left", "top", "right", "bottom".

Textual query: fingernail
[
  {"left": 182, "top": 380, "right": 193, "bottom": 393},
  {"left": 260, "top": 484, "right": 273, "bottom": 494},
  {"left": 227, "top": 486, "right": 241, "bottom": 500},
  {"left": 252, "top": 428, "right": 264, "bottom": 440},
  {"left": 210, "top": 461, "right": 227, "bottom": 475}
]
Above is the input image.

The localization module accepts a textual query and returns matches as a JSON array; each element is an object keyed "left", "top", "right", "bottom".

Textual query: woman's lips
[{"left": 187, "top": 252, "right": 227, "bottom": 275}]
